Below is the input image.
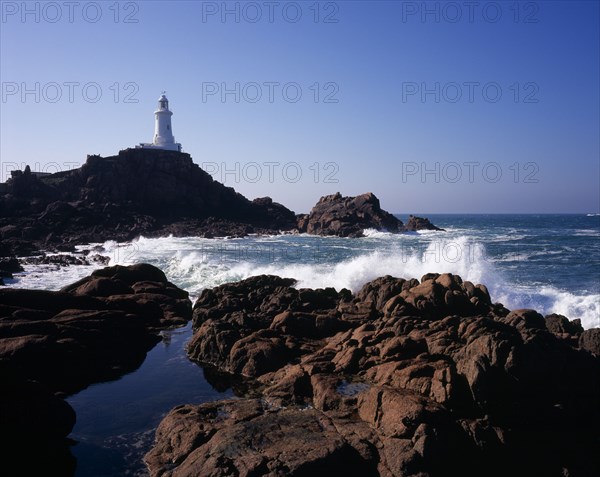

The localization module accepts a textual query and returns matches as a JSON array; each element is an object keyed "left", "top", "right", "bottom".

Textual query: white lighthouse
[{"left": 137, "top": 93, "right": 182, "bottom": 152}]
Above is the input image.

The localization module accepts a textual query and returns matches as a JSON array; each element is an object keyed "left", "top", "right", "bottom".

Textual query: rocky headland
[
  {"left": 0, "top": 263, "right": 192, "bottom": 476},
  {"left": 0, "top": 149, "right": 297, "bottom": 256},
  {"left": 0, "top": 149, "right": 441, "bottom": 257},
  {"left": 145, "top": 273, "right": 600, "bottom": 477}
]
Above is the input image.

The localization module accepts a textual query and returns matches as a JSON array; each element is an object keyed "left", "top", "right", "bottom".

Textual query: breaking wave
[
  {"left": 9, "top": 229, "right": 599, "bottom": 330},
  {"left": 100, "top": 235, "right": 600, "bottom": 329}
]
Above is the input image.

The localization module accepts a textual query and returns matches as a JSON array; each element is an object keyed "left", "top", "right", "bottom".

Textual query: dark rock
[
  {"left": 296, "top": 213, "right": 309, "bottom": 233},
  {"left": 69, "top": 276, "right": 134, "bottom": 297},
  {"left": 0, "top": 263, "right": 191, "bottom": 394},
  {"left": 23, "top": 253, "right": 91, "bottom": 267},
  {"left": 0, "top": 375, "right": 76, "bottom": 477},
  {"left": 91, "top": 263, "right": 168, "bottom": 285},
  {"left": 1, "top": 263, "right": 192, "bottom": 477},
  {"left": 0, "top": 149, "right": 298, "bottom": 255},
  {"left": 1, "top": 153, "right": 444, "bottom": 254},
  {"left": 153, "top": 273, "right": 600, "bottom": 477},
  {"left": 405, "top": 215, "right": 444, "bottom": 231},
  {"left": 297, "top": 192, "right": 403, "bottom": 237},
  {"left": 502, "top": 308, "right": 546, "bottom": 330},
  {"left": 0, "top": 257, "right": 24, "bottom": 279},
  {"left": 545, "top": 313, "right": 583, "bottom": 336},
  {"left": 144, "top": 399, "right": 377, "bottom": 477},
  {"left": 579, "top": 328, "right": 600, "bottom": 355},
  {"left": 296, "top": 192, "right": 442, "bottom": 237},
  {"left": 0, "top": 375, "right": 76, "bottom": 440}
]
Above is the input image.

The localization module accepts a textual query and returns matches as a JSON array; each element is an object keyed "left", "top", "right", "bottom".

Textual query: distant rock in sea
[
  {"left": 296, "top": 192, "right": 443, "bottom": 237},
  {"left": 404, "top": 214, "right": 443, "bottom": 232}
]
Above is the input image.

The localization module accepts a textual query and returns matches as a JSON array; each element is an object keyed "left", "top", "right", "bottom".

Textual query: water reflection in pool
[{"left": 67, "top": 323, "right": 231, "bottom": 477}]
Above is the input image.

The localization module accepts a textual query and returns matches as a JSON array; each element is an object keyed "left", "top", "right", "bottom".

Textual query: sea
[{"left": 5, "top": 213, "right": 600, "bottom": 476}]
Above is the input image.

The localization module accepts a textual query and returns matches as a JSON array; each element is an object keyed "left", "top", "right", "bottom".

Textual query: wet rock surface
[
  {"left": 147, "top": 273, "right": 600, "bottom": 477},
  {"left": 0, "top": 263, "right": 192, "bottom": 476}
]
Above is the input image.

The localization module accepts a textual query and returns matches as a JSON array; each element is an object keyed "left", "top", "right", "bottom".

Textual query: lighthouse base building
[{"left": 137, "top": 93, "right": 182, "bottom": 152}]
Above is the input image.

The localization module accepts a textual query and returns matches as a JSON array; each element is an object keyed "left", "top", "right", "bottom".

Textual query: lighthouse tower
[{"left": 137, "top": 93, "right": 182, "bottom": 152}]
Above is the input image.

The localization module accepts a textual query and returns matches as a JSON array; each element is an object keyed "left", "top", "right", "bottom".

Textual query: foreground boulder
[
  {"left": 146, "top": 398, "right": 377, "bottom": 477},
  {"left": 0, "top": 264, "right": 192, "bottom": 476},
  {"left": 146, "top": 273, "right": 600, "bottom": 477},
  {"left": 296, "top": 192, "right": 442, "bottom": 237},
  {"left": 0, "top": 263, "right": 192, "bottom": 394}
]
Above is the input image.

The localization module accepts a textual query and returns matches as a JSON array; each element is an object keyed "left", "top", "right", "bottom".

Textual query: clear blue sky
[{"left": 1, "top": 1, "right": 598, "bottom": 213}]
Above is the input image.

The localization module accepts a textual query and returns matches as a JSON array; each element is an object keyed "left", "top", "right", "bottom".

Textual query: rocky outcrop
[
  {"left": 0, "top": 263, "right": 192, "bottom": 476},
  {"left": 0, "top": 154, "right": 444, "bottom": 253},
  {"left": 404, "top": 214, "right": 443, "bottom": 232},
  {"left": 0, "top": 257, "right": 23, "bottom": 276},
  {"left": 146, "top": 273, "right": 600, "bottom": 477},
  {"left": 580, "top": 328, "right": 600, "bottom": 355},
  {"left": 0, "top": 263, "right": 192, "bottom": 393},
  {"left": 0, "top": 257, "right": 23, "bottom": 285},
  {"left": 296, "top": 192, "right": 442, "bottom": 237},
  {"left": 0, "top": 149, "right": 297, "bottom": 255}
]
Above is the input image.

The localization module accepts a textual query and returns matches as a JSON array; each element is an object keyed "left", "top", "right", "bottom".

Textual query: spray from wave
[
  {"left": 96, "top": 235, "right": 600, "bottom": 329},
  {"left": 9, "top": 233, "right": 598, "bottom": 329}
]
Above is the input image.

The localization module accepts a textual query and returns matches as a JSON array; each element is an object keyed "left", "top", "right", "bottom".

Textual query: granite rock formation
[
  {"left": 296, "top": 192, "right": 442, "bottom": 237},
  {"left": 146, "top": 273, "right": 600, "bottom": 477},
  {"left": 0, "top": 263, "right": 192, "bottom": 476},
  {"left": 0, "top": 263, "right": 192, "bottom": 394},
  {"left": 0, "top": 149, "right": 297, "bottom": 255}
]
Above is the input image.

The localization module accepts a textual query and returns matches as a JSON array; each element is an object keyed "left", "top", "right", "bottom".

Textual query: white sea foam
[
  {"left": 491, "top": 249, "right": 567, "bottom": 263},
  {"left": 493, "top": 286, "right": 600, "bottom": 329},
  {"left": 8, "top": 264, "right": 98, "bottom": 291},
  {"left": 573, "top": 229, "right": 600, "bottom": 237},
  {"left": 10, "top": 233, "right": 599, "bottom": 329},
  {"left": 362, "top": 228, "right": 394, "bottom": 239}
]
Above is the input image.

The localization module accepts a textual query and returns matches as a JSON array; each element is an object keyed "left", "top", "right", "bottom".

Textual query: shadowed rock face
[
  {"left": 0, "top": 263, "right": 192, "bottom": 394},
  {"left": 146, "top": 273, "right": 600, "bottom": 477},
  {"left": 0, "top": 263, "right": 192, "bottom": 477},
  {"left": 0, "top": 149, "right": 297, "bottom": 255},
  {"left": 0, "top": 153, "right": 444, "bottom": 257},
  {"left": 296, "top": 192, "right": 442, "bottom": 237}
]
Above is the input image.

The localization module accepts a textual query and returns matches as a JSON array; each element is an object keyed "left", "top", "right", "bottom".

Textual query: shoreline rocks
[
  {"left": 0, "top": 263, "right": 192, "bottom": 394},
  {"left": 0, "top": 257, "right": 24, "bottom": 286},
  {"left": 0, "top": 263, "right": 192, "bottom": 476},
  {"left": 146, "top": 273, "right": 600, "bottom": 477}
]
